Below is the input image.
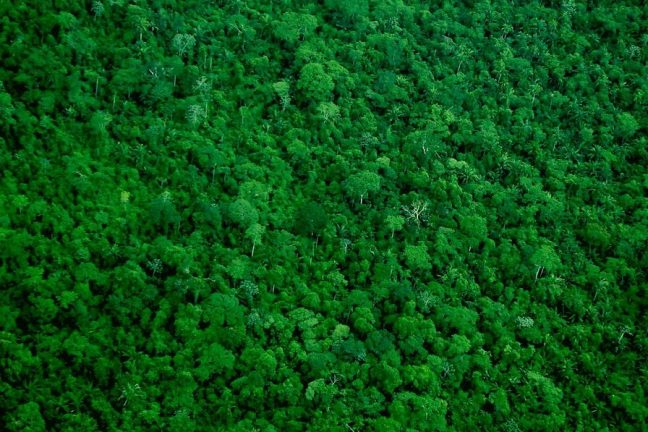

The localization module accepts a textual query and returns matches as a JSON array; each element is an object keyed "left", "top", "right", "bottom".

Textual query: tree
[
  {"left": 245, "top": 223, "right": 265, "bottom": 257},
  {"left": 372, "top": 362, "right": 402, "bottom": 394},
  {"left": 91, "top": 1, "right": 104, "bottom": 19},
  {"left": 273, "top": 80, "right": 291, "bottom": 110},
  {"left": 294, "top": 202, "right": 328, "bottom": 237},
  {"left": 386, "top": 215, "right": 405, "bottom": 238},
  {"left": 345, "top": 171, "right": 381, "bottom": 204},
  {"left": 186, "top": 104, "right": 206, "bottom": 127},
  {"left": 530, "top": 244, "right": 562, "bottom": 281},
  {"left": 149, "top": 191, "right": 180, "bottom": 229},
  {"left": 274, "top": 12, "right": 318, "bottom": 44},
  {"left": 297, "top": 63, "right": 334, "bottom": 103},
  {"left": 89, "top": 111, "right": 112, "bottom": 136},
  {"left": 459, "top": 214, "right": 488, "bottom": 249},
  {"left": 404, "top": 243, "right": 432, "bottom": 272},
  {"left": 195, "top": 342, "right": 235, "bottom": 381},
  {"left": 616, "top": 112, "right": 639, "bottom": 141},
  {"left": 126, "top": 5, "right": 151, "bottom": 41},
  {"left": 325, "top": 0, "right": 369, "bottom": 24},
  {"left": 317, "top": 101, "right": 340, "bottom": 123},
  {"left": 228, "top": 198, "right": 258, "bottom": 229},
  {"left": 8, "top": 402, "right": 46, "bottom": 432},
  {"left": 402, "top": 201, "right": 428, "bottom": 226},
  {"left": 172, "top": 33, "right": 196, "bottom": 58}
]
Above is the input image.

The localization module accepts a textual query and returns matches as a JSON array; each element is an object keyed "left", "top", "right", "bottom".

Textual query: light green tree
[
  {"left": 386, "top": 215, "right": 405, "bottom": 238},
  {"left": 245, "top": 223, "right": 265, "bottom": 257},
  {"left": 531, "top": 244, "right": 561, "bottom": 281},
  {"left": 404, "top": 243, "right": 432, "bottom": 271},
  {"left": 297, "top": 63, "right": 334, "bottom": 103},
  {"left": 345, "top": 171, "right": 381, "bottom": 204}
]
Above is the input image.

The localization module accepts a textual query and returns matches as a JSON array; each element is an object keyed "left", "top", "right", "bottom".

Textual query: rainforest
[{"left": 1, "top": 1, "right": 647, "bottom": 431}]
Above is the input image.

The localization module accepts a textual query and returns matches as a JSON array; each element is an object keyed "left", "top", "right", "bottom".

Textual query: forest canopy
[{"left": 1, "top": 0, "right": 647, "bottom": 431}]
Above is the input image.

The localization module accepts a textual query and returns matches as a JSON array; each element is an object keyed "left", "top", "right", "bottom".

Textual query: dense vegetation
[{"left": 1, "top": 1, "right": 647, "bottom": 430}]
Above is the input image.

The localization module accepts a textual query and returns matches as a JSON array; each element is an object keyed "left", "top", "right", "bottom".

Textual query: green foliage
[
  {"left": 172, "top": 34, "right": 196, "bottom": 58},
  {"left": 1, "top": 0, "right": 646, "bottom": 430},
  {"left": 297, "top": 63, "right": 334, "bottom": 103},
  {"left": 404, "top": 243, "right": 432, "bottom": 272},
  {"left": 228, "top": 198, "right": 259, "bottom": 228},
  {"left": 386, "top": 215, "right": 405, "bottom": 238},
  {"left": 8, "top": 402, "right": 46, "bottom": 432},
  {"left": 149, "top": 191, "right": 180, "bottom": 228},
  {"left": 293, "top": 202, "right": 328, "bottom": 236},
  {"left": 245, "top": 223, "right": 265, "bottom": 256},
  {"left": 274, "top": 12, "right": 318, "bottom": 45},
  {"left": 344, "top": 171, "right": 381, "bottom": 204}
]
